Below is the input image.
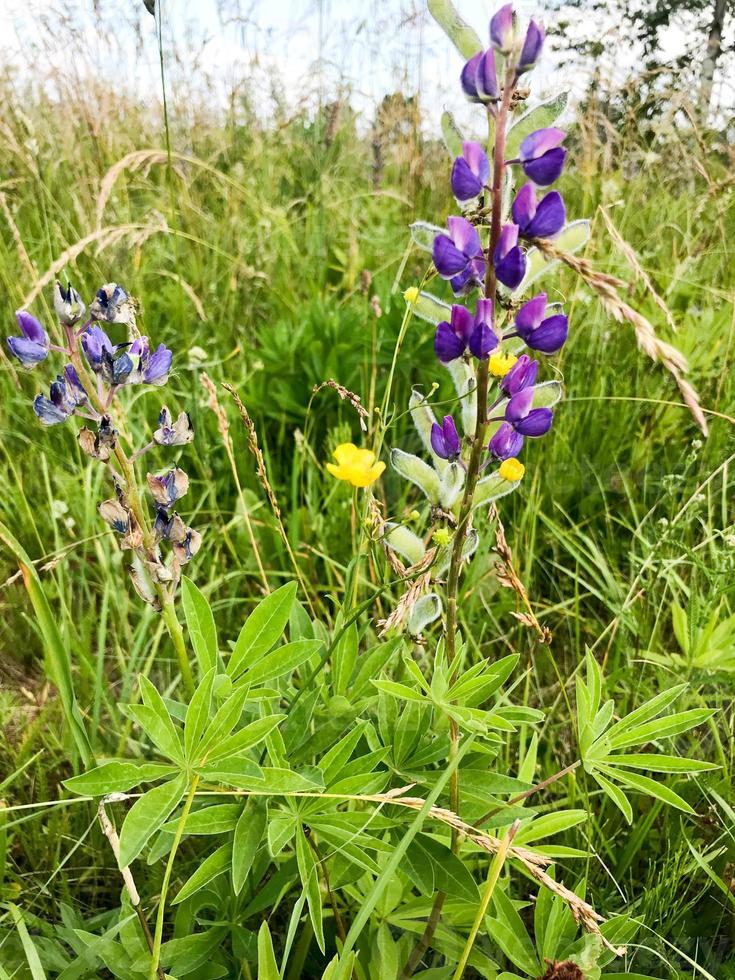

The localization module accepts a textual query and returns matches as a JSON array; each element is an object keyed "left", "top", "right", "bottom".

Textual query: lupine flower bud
[
  {"left": 433, "top": 217, "right": 486, "bottom": 294},
  {"left": 514, "top": 294, "right": 569, "bottom": 353},
  {"left": 512, "top": 184, "right": 566, "bottom": 239},
  {"left": 430, "top": 415, "right": 461, "bottom": 461},
  {"left": 490, "top": 3, "right": 515, "bottom": 50},
  {"left": 517, "top": 19, "right": 544, "bottom": 73},
  {"left": 500, "top": 353, "right": 538, "bottom": 395},
  {"left": 451, "top": 142, "right": 491, "bottom": 202},
  {"left": 493, "top": 224, "right": 526, "bottom": 289},
  {"left": 7, "top": 310, "right": 49, "bottom": 367},
  {"left": 460, "top": 51, "right": 484, "bottom": 102},
  {"left": 154, "top": 406, "right": 194, "bottom": 446},
  {"left": 506, "top": 386, "right": 553, "bottom": 436},
  {"left": 489, "top": 421, "right": 524, "bottom": 459},
  {"left": 53, "top": 280, "right": 86, "bottom": 326},
  {"left": 518, "top": 129, "right": 567, "bottom": 187},
  {"left": 475, "top": 49, "right": 499, "bottom": 101},
  {"left": 468, "top": 297, "right": 497, "bottom": 359},
  {"left": 147, "top": 467, "right": 190, "bottom": 508}
]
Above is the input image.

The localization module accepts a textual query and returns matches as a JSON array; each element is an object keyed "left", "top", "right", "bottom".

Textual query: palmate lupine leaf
[
  {"left": 64, "top": 761, "right": 177, "bottom": 796},
  {"left": 227, "top": 581, "right": 297, "bottom": 679}
]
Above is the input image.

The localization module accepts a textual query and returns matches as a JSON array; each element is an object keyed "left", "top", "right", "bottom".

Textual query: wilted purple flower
[
  {"left": 493, "top": 224, "right": 526, "bottom": 289},
  {"left": 513, "top": 294, "right": 569, "bottom": 353},
  {"left": 489, "top": 422, "right": 525, "bottom": 460},
  {"left": 53, "top": 280, "right": 86, "bottom": 326},
  {"left": 500, "top": 353, "right": 538, "bottom": 395},
  {"left": 33, "top": 365, "right": 88, "bottom": 426},
  {"left": 512, "top": 184, "right": 566, "bottom": 239},
  {"left": 434, "top": 298, "right": 497, "bottom": 362},
  {"left": 430, "top": 415, "right": 462, "bottom": 460},
  {"left": 432, "top": 216, "right": 486, "bottom": 294},
  {"left": 517, "top": 19, "right": 544, "bottom": 73},
  {"left": 172, "top": 527, "right": 203, "bottom": 564},
  {"left": 90, "top": 283, "right": 133, "bottom": 325},
  {"left": 7, "top": 311, "right": 49, "bottom": 368},
  {"left": 490, "top": 3, "right": 514, "bottom": 50},
  {"left": 99, "top": 498, "right": 130, "bottom": 534},
  {"left": 147, "top": 467, "right": 189, "bottom": 508},
  {"left": 79, "top": 415, "right": 117, "bottom": 461},
  {"left": 153, "top": 507, "right": 187, "bottom": 543},
  {"left": 518, "top": 128, "right": 567, "bottom": 187},
  {"left": 154, "top": 406, "right": 194, "bottom": 446},
  {"left": 452, "top": 142, "right": 491, "bottom": 202},
  {"left": 505, "top": 386, "right": 553, "bottom": 436}
]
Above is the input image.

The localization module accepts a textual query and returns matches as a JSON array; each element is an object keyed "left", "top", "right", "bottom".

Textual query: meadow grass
[{"left": 0, "top": 18, "right": 734, "bottom": 978}]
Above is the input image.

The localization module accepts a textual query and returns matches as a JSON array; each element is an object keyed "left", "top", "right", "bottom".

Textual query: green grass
[{"left": 0, "top": 21, "right": 734, "bottom": 979}]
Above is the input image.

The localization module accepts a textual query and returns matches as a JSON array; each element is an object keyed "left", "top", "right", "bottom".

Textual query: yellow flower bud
[
  {"left": 499, "top": 457, "right": 525, "bottom": 482},
  {"left": 403, "top": 287, "right": 419, "bottom": 305}
]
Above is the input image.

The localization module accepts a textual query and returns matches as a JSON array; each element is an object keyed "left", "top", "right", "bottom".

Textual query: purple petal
[
  {"left": 441, "top": 415, "right": 461, "bottom": 458},
  {"left": 523, "top": 147, "right": 567, "bottom": 187},
  {"left": 144, "top": 344, "right": 172, "bottom": 385},
  {"left": 448, "top": 216, "right": 482, "bottom": 257},
  {"left": 490, "top": 3, "right": 514, "bottom": 49},
  {"left": 475, "top": 50, "right": 498, "bottom": 101},
  {"left": 526, "top": 314, "right": 568, "bottom": 353},
  {"left": 33, "top": 394, "right": 68, "bottom": 425},
  {"left": 515, "top": 294, "right": 547, "bottom": 335},
  {"left": 64, "top": 363, "right": 88, "bottom": 404},
  {"left": 460, "top": 51, "right": 483, "bottom": 101},
  {"left": 451, "top": 157, "right": 484, "bottom": 202},
  {"left": 519, "top": 127, "right": 566, "bottom": 161},
  {"left": 451, "top": 304, "right": 475, "bottom": 342},
  {"left": 526, "top": 191, "right": 566, "bottom": 238},
  {"left": 489, "top": 422, "right": 524, "bottom": 459},
  {"left": 7, "top": 336, "right": 48, "bottom": 366},
  {"left": 511, "top": 183, "right": 537, "bottom": 230},
  {"left": 15, "top": 311, "right": 48, "bottom": 345},
  {"left": 464, "top": 141, "right": 491, "bottom": 184},
  {"left": 515, "top": 406, "right": 553, "bottom": 436},
  {"left": 494, "top": 247, "right": 526, "bottom": 289},
  {"left": 468, "top": 322, "right": 497, "bottom": 359},
  {"left": 450, "top": 258, "right": 486, "bottom": 295},
  {"left": 506, "top": 387, "right": 535, "bottom": 422},
  {"left": 433, "top": 234, "right": 468, "bottom": 278},
  {"left": 475, "top": 297, "right": 493, "bottom": 325},
  {"left": 82, "top": 325, "right": 114, "bottom": 369},
  {"left": 518, "top": 19, "right": 544, "bottom": 72},
  {"left": 435, "top": 321, "right": 466, "bottom": 362},
  {"left": 501, "top": 353, "right": 538, "bottom": 395},
  {"left": 494, "top": 223, "right": 519, "bottom": 261},
  {"left": 430, "top": 422, "right": 448, "bottom": 458}
]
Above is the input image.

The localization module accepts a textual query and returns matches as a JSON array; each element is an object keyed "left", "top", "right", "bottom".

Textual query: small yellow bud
[
  {"left": 403, "top": 287, "right": 419, "bottom": 305},
  {"left": 432, "top": 528, "right": 452, "bottom": 548},
  {"left": 409, "top": 509, "right": 421, "bottom": 522},
  {"left": 499, "top": 457, "right": 525, "bottom": 482},
  {"left": 489, "top": 350, "right": 518, "bottom": 378}
]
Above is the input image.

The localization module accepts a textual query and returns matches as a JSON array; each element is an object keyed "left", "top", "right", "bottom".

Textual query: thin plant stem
[{"left": 149, "top": 775, "right": 200, "bottom": 980}]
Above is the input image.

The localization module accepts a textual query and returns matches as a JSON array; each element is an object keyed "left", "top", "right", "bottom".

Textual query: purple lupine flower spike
[
  {"left": 468, "top": 297, "right": 497, "bottom": 359},
  {"left": 518, "top": 19, "right": 544, "bottom": 73},
  {"left": 500, "top": 353, "right": 538, "bottom": 395},
  {"left": 7, "top": 310, "right": 50, "bottom": 367},
  {"left": 430, "top": 415, "right": 462, "bottom": 461},
  {"left": 493, "top": 224, "right": 526, "bottom": 289},
  {"left": 512, "top": 184, "right": 566, "bottom": 239},
  {"left": 435, "top": 304, "right": 474, "bottom": 363},
  {"left": 432, "top": 216, "right": 485, "bottom": 295},
  {"left": 489, "top": 422, "right": 524, "bottom": 460},
  {"left": 451, "top": 142, "right": 491, "bottom": 202},
  {"left": 460, "top": 51, "right": 484, "bottom": 102},
  {"left": 515, "top": 294, "right": 569, "bottom": 353},
  {"left": 506, "top": 386, "right": 553, "bottom": 436},
  {"left": 519, "top": 128, "right": 567, "bottom": 187},
  {"left": 490, "top": 3, "right": 514, "bottom": 50}
]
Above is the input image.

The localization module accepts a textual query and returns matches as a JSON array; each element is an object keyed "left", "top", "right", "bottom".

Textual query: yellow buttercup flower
[
  {"left": 499, "top": 457, "right": 525, "bottom": 482},
  {"left": 326, "top": 443, "right": 385, "bottom": 488},
  {"left": 489, "top": 350, "right": 518, "bottom": 378}
]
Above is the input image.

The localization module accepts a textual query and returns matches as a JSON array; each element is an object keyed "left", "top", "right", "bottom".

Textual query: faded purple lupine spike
[
  {"left": 430, "top": 415, "right": 462, "bottom": 460},
  {"left": 468, "top": 297, "right": 497, "bottom": 359},
  {"left": 460, "top": 51, "right": 484, "bottom": 101},
  {"left": 500, "top": 353, "right": 539, "bottom": 395},
  {"left": 493, "top": 223, "right": 526, "bottom": 289},
  {"left": 172, "top": 527, "right": 202, "bottom": 564},
  {"left": 512, "top": 184, "right": 566, "bottom": 238},
  {"left": 451, "top": 142, "right": 491, "bottom": 202},
  {"left": 53, "top": 281, "right": 86, "bottom": 326},
  {"left": 144, "top": 343, "right": 172, "bottom": 385},
  {"left": 7, "top": 310, "right": 50, "bottom": 367},
  {"left": 90, "top": 283, "right": 133, "bottom": 325},
  {"left": 489, "top": 422, "right": 525, "bottom": 459},
  {"left": 490, "top": 3, "right": 514, "bottom": 50},
  {"left": 518, "top": 19, "right": 544, "bottom": 73},
  {"left": 475, "top": 49, "right": 499, "bottom": 102},
  {"left": 99, "top": 498, "right": 130, "bottom": 534},
  {"left": 519, "top": 128, "right": 567, "bottom": 187}
]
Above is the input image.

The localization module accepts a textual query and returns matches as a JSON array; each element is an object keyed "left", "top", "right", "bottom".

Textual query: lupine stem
[{"left": 402, "top": 70, "right": 515, "bottom": 980}]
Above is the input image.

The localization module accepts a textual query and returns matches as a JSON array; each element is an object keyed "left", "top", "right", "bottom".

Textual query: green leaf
[
  {"left": 118, "top": 774, "right": 187, "bottom": 867},
  {"left": 63, "top": 762, "right": 177, "bottom": 796},
  {"left": 403, "top": 288, "right": 452, "bottom": 325},
  {"left": 513, "top": 810, "right": 588, "bottom": 844},
  {"left": 204, "top": 714, "right": 284, "bottom": 763},
  {"left": 440, "top": 110, "right": 464, "bottom": 158},
  {"left": 181, "top": 576, "right": 218, "bottom": 674},
  {"left": 604, "top": 685, "right": 687, "bottom": 741},
  {"left": 506, "top": 93, "right": 568, "bottom": 159},
  {"left": 608, "top": 709, "right": 715, "bottom": 750},
  {"left": 488, "top": 887, "right": 541, "bottom": 976},
  {"left": 163, "top": 803, "right": 241, "bottom": 835},
  {"left": 428, "top": 0, "right": 483, "bottom": 59},
  {"left": 602, "top": 767, "right": 695, "bottom": 814},
  {"left": 184, "top": 667, "right": 217, "bottom": 760},
  {"left": 602, "top": 753, "right": 719, "bottom": 773},
  {"left": 296, "top": 825, "right": 324, "bottom": 952},
  {"left": 135, "top": 675, "right": 185, "bottom": 763},
  {"left": 172, "top": 842, "right": 231, "bottom": 904},
  {"left": 390, "top": 448, "right": 441, "bottom": 504},
  {"left": 228, "top": 582, "right": 297, "bottom": 679},
  {"left": 0, "top": 524, "right": 92, "bottom": 767},
  {"left": 197, "top": 686, "right": 250, "bottom": 759},
  {"left": 256, "top": 921, "right": 280, "bottom": 980},
  {"left": 241, "top": 639, "right": 323, "bottom": 686},
  {"left": 414, "top": 834, "right": 480, "bottom": 903},
  {"left": 332, "top": 623, "right": 358, "bottom": 697},
  {"left": 232, "top": 798, "right": 268, "bottom": 895},
  {"left": 372, "top": 679, "right": 426, "bottom": 703},
  {"left": 592, "top": 770, "right": 633, "bottom": 824}
]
